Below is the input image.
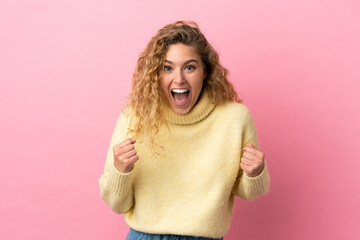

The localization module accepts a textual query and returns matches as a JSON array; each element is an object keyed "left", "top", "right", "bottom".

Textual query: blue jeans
[{"left": 126, "top": 228, "right": 224, "bottom": 240}]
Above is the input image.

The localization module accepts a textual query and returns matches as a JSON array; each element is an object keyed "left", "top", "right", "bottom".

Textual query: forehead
[{"left": 164, "top": 43, "right": 201, "bottom": 62}]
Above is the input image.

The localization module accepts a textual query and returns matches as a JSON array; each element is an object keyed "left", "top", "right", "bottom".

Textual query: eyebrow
[{"left": 164, "top": 59, "right": 199, "bottom": 65}]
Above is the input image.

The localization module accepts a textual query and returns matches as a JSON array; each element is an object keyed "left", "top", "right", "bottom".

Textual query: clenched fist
[
  {"left": 113, "top": 138, "right": 139, "bottom": 173},
  {"left": 240, "top": 143, "right": 265, "bottom": 177}
]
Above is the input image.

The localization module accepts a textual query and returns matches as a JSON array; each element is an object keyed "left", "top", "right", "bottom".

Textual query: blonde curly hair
[{"left": 122, "top": 20, "right": 242, "bottom": 154}]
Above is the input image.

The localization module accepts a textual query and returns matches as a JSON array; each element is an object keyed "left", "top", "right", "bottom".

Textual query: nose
[{"left": 173, "top": 68, "right": 185, "bottom": 84}]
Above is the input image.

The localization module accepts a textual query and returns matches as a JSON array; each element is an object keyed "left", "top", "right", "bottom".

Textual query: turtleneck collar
[{"left": 160, "top": 89, "right": 215, "bottom": 125}]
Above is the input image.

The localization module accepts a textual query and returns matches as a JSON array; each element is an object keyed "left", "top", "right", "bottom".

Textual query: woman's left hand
[{"left": 240, "top": 143, "right": 265, "bottom": 177}]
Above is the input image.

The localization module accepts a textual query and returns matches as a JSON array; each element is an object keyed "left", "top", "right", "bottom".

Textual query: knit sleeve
[
  {"left": 98, "top": 110, "right": 135, "bottom": 214},
  {"left": 232, "top": 107, "right": 270, "bottom": 200}
]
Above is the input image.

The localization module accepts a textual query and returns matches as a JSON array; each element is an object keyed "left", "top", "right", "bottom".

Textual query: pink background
[{"left": 1, "top": 0, "right": 359, "bottom": 239}]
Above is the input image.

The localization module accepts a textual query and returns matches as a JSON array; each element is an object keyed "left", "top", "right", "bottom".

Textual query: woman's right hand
[{"left": 113, "top": 138, "right": 139, "bottom": 173}]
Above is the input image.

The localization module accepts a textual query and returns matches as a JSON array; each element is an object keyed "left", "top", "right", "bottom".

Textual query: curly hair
[{"left": 122, "top": 20, "right": 242, "bottom": 154}]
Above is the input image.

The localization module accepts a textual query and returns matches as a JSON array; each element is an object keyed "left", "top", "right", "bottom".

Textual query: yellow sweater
[{"left": 99, "top": 90, "right": 270, "bottom": 238}]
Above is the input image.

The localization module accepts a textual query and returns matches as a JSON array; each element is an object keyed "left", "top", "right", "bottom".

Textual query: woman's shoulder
[
  {"left": 215, "top": 100, "right": 253, "bottom": 117},
  {"left": 209, "top": 101, "right": 256, "bottom": 132},
  {"left": 121, "top": 106, "right": 133, "bottom": 118},
  {"left": 114, "top": 106, "right": 133, "bottom": 127}
]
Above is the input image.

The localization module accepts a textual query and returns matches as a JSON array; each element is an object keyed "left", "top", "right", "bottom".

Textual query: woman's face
[{"left": 160, "top": 43, "right": 205, "bottom": 115}]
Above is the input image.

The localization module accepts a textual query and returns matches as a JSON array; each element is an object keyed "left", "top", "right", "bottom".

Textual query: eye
[
  {"left": 164, "top": 66, "right": 172, "bottom": 71},
  {"left": 185, "top": 65, "right": 195, "bottom": 71}
]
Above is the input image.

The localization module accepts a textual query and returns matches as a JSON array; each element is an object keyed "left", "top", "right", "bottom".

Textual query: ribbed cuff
[
  {"left": 243, "top": 161, "right": 270, "bottom": 193},
  {"left": 106, "top": 162, "right": 134, "bottom": 196}
]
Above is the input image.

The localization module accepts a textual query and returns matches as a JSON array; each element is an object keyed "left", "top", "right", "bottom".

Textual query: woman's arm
[
  {"left": 98, "top": 112, "right": 135, "bottom": 214},
  {"left": 232, "top": 107, "right": 270, "bottom": 200}
]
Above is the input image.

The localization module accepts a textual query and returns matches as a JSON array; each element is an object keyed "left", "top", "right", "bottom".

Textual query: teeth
[{"left": 172, "top": 89, "right": 189, "bottom": 93}]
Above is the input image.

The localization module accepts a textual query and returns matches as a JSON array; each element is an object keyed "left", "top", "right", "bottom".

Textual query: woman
[{"left": 99, "top": 20, "right": 270, "bottom": 240}]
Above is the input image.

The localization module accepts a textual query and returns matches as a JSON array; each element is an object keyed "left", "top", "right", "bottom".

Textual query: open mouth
[{"left": 171, "top": 89, "right": 190, "bottom": 106}]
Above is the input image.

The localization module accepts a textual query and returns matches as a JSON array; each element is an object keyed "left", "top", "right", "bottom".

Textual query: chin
[
  {"left": 170, "top": 102, "right": 194, "bottom": 114},
  {"left": 172, "top": 107, "right": 191, "bottom": 115}
]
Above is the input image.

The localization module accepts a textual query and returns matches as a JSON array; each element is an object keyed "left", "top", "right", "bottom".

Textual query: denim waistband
[{"left": 126, "top": 228, "right": 224, "bottom": 240}]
